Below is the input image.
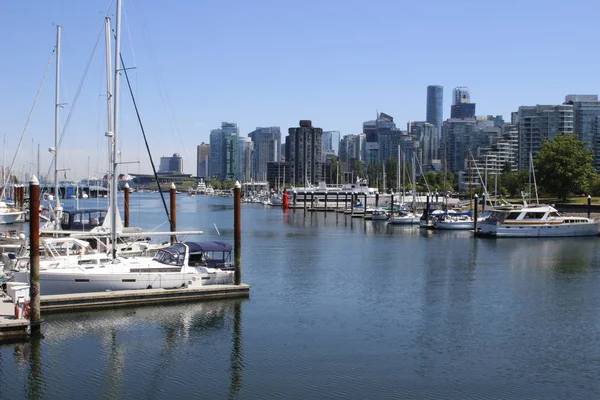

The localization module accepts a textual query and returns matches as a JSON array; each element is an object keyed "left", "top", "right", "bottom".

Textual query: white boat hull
[
  {"left": 13, "top": 269, "right": 234, "bottom": 296},
  {"left": 0, "top": 211, "right": 25, "bottom": 224},
  {"left": 388, "top": 217, "right": 419, "bottom": 225},
  {"left": 478, "top": 221, "right": 600, "bottom": 237},
  {"left": 434, "top": 221, "right": 474, "bottom": 230}
]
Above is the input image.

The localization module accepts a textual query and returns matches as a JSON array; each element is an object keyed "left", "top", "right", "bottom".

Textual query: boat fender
[
  {"left": 23, "top": 300, "right": 30, "bottom": 320},
  {"left": 14, "top": 303, "right": 20, "bottom": 319}
]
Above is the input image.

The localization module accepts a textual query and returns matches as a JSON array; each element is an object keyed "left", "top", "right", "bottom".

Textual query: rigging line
[
  {"left": 3, "top": 48, "right": 55, "bottom": 191},
  {"left": 120, "top": 52, "right": 172, "bottom": 225}
]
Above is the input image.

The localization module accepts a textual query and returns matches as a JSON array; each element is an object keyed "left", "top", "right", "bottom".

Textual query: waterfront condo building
[
  {"left": 248, "top": 126, "right": 281, "bottom": 182},
  {"left": 238, "top": 136, "right": 253, "bottom": 182},
  {"left": 210, "top": 122, "right": 239, "bottom": 181},
  {"left": 515, "top": 105, "right": 574, "bottom": 170},
  {"left": 196, "top": 142, "right": 210, "bottom": 179},
  {"left": 286, "top": 120, "right": 323, "bottom": 186},
  {"left": 564, "top": 94, "right": 600, "bottom": 171}
]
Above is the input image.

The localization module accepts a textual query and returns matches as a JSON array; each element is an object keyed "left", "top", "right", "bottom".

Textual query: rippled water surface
[{"left": 3, "top": 194, "right": 600, "bottom": 399}]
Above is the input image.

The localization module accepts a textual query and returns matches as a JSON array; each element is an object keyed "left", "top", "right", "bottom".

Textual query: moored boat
[{"left": 477, "top": 203, "right": 600, "bottom": 237}]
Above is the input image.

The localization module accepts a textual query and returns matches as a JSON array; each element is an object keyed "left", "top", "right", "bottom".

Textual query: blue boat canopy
[{"left": 184, "top": 241, "right": 232, "bottom": 253}]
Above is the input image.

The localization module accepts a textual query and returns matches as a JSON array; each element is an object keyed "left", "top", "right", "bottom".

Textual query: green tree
[
  {"left": 535, "top": 134, "right": 597, "bottom": 201},
  {"left": 500, "top": 170, "right": 528, "bottom": 197}
]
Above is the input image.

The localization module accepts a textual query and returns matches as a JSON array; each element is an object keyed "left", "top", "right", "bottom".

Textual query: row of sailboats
[{"left": 5, "top": 0, "right": 235, "bottom": 296}]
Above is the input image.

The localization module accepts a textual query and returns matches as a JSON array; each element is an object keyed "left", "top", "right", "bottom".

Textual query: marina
[{"left": 2, "top": 194, "right": 600, "bottom": 399}]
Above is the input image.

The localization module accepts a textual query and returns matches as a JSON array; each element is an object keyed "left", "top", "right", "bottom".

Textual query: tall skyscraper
[
  {"left": 209, "top": 122, "right": 239, "bottom": 181},
  {"left": 196, "top": 142, "right": 210, "bottom": 179},
  {"left": 248, "top": 126, "right": 281, "bottom": 182},
  {"left": 426, "top": 85, "right": 443, "bottom": 139},
  {"left": 286, "top": 120, "right": 323, "bottom": 186},
  {"left": 237, "top": 137, "right": 253, "bottom": 182}
]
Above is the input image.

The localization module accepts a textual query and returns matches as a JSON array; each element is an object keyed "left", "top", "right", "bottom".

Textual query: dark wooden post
[
  {"left": 324, "top": 192, "right": 328, "bottom": 213},
  {"left": 481, "top": 193, "right": 486, "bottom": 213},
  {"left": 124, "top": 183, "right": 130, "bottom": 228},
  {"left": 29, "top": 176, "right": 41, "bottom": 335},
  {"left": 588, "top": 195, "right": 592, "bottom": 219},
  {"left": 391, "top": 193, "right": 394, "bottom": 216},
  {"left": 375, "top": 192, "right": 379, "bottom": 207},
  {"left": 234, "top": 181, "right": 242, "bottom": 285},
  {"left": 473, "top": 194, "right": 479, "bottom": 234},
  {"left": 170, "top": 183, "right": 177, "bottom": 245},
  {"left": 364, "top": 193, "right": 368, "bottom": 216}
]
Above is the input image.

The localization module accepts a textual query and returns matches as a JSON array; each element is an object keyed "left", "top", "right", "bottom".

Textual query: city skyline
[{"left": 2, "top": 0, "right": 600, "bottom": 180}]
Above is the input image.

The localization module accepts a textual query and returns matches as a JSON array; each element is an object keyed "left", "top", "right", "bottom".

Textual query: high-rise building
[
  {"left": 339, "top": 134, "right": 364, "bottom": 168},
  {"left": 322, "top": 131, "right": 340, "bottom": 159},
  {"left": 451, "top": 103, "right": 476, "bottom": 119},
  {"left": 196, "top": 142, "right": 210, "bottom": 179},
  {"left": 426, "top": 85, "right": 443, "bottom": 139},
  {"left": 410, "top": 121, "right": 438, "bottom": 170},
  {"left": 248, "top": 126, "right": 281, "bottom": 182},
  {"left": 209, "top": 122, "right": 239, "bottom": 181},
  {"left": 564, "top": 95, "right": 600, "bottom": 171},
  {"left": 515, "top": 105, "right": 574, "bottom": 170},
  {"left": 451, "top": 86, "right": 475, "bottom": 118},
  {"left": 286, "top": 120, "right": 323, "bottom": 186},
  {"left": 159, "top": 153, "right": 183, "bottom": 174},
  {"left": 237, "top": 137, "right": 253, "bottom": 182},
  {"left": 453, "top": 87, "right": 470, "bottom": 105}
]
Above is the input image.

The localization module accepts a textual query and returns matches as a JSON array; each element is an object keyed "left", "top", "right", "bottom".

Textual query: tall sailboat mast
[
  {"left": 110, "top": 0, "right": 122, "bottom": 258},
  {"left": 54, "top": 25, "right": 62, "bottom": 218}
]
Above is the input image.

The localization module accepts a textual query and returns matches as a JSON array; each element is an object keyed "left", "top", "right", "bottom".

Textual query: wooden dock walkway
[{"left": 1, "top": 283, "right": 250, "bottom": 341}]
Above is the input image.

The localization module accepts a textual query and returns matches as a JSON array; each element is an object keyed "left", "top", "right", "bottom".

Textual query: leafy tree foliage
[
  {"left": 535, "top": 134, "right": 597, "bottom": 200},
  {"left": 499, "top": 170, "right": 528, "bottom": 197}
]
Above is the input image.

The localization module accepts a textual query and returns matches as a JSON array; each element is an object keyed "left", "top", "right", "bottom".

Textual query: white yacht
[
  {"left": 477, "top": 203, "right": 600, "bottom": 237},
  {"left": 10, "top": 241, "right": 235, "bottom": 295}
]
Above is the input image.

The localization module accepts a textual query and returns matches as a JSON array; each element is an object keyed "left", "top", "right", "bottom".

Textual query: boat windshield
[{"left": 153, "top": 245, "right": 185, "bottom": 266}]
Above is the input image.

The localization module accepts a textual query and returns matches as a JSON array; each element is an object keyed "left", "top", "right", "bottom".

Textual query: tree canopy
[{"left": 535, "top": 134, "right": 597, "bottom": 200}]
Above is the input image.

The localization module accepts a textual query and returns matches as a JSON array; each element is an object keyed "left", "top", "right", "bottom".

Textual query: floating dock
[
  {"left": 1, "top": 284, "right": 250, "bottom": 341},
  {"left": 0, "top": 293, "right": 30, "bottom": 341},
  {"left": 40, "top": 284, "right": 250, "bottom": 313}
]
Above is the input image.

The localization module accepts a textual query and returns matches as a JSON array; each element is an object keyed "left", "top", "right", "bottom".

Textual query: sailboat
[
  {"left": 9, "top": 1, "right": 235, "bottom": 294},
  {"left": 388, "top": 150, "right": 418, "bottom": 225}
]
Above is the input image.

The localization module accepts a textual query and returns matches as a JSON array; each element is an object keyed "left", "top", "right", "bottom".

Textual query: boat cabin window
[
  {"left": 550, "top": 212, "right": 560, "bottom": 217},
  {"left": 505, "top": 212, "right": 520, "bottom": 220},
  {"left": 524, "top": 212, "right": 546, "bottom": 219}
]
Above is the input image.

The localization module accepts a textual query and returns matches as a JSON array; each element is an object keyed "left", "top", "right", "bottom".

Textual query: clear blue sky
[{"left": 2, "top": 0, "right": 600, "bottom": 180}]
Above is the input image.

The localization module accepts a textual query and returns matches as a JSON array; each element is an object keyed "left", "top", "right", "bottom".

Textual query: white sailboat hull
[
  {"left": 13, "top": 269, "right": 234, "bottom": 296},
  {"left": 434, "top": 220, "right": 474, "bottom": 230}
]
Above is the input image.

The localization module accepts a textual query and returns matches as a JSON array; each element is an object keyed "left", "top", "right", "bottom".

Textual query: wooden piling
[
  {"left": 124, "top": 183, "right": 130, "bottom": 228},
  {"left": 170, "top": 183, "right": 177, "bottom": 245},
  {"left": 588, "top": 195, "right": 592, "bottom": 219},
  {"left": 29, "top": 176, "right": 41, "bottom": 335},
  {"left": 234, "top": 181, "right": 242, "bottom": 285},
  {"left": 481, "top": 193, "right": 486, "bottom": 213},
  {"left": 473, "top": 194, "right": 479, "bottom": 234}
]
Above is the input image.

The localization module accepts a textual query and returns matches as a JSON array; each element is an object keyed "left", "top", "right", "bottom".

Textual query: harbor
[{"left": 2, "top": 194, "right": 600, "bottom": 399}]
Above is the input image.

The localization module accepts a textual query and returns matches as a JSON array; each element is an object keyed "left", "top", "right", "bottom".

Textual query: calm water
[{"left": 2, "top": 193, "right": 600, "bottom": 399}]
